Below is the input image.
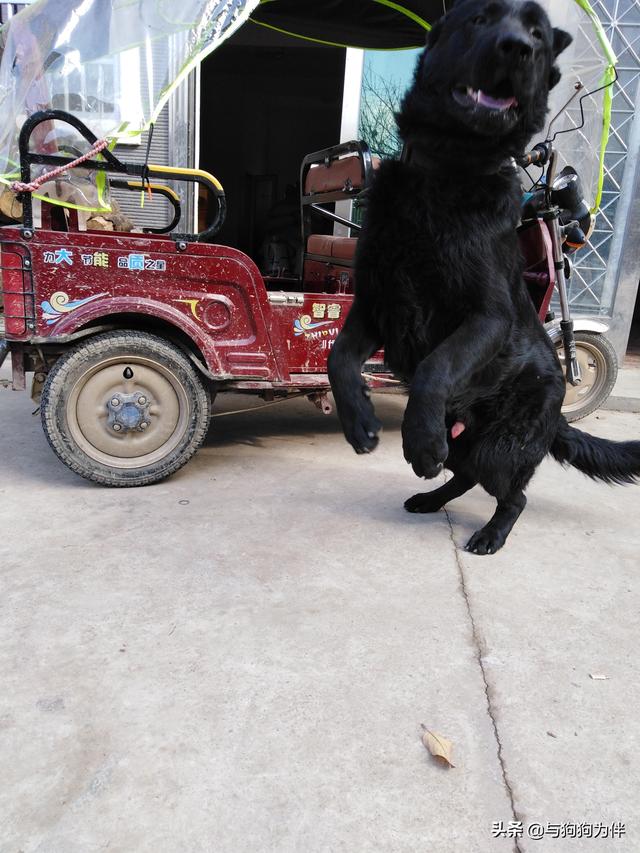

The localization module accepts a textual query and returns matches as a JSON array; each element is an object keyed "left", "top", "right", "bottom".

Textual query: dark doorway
[
  {"left": 198, "top": 28, "right": 346, "bottom": 268},
  {"left": 625, "top": 283, "right": 640, "bottom": 366}
]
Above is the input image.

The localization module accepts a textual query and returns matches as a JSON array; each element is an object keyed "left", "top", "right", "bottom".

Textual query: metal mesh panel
[{"left": 568, "top": 0, "right": 640, "bottom": 314}]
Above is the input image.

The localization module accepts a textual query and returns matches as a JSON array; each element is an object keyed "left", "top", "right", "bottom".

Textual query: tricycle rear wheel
[{"left": 41, "top": 330, "right": 210, "bottom": 486}]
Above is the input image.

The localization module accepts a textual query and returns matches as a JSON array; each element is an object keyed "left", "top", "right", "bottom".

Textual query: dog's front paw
[
  {"left": 402, "top": 417, "right": 448, "bottom": 479},
  {"left": 339, "top": 385, "right": 382, "bottom": 454},
  {"left": 466, "top": 528, "right": 505, "bottom": 556}
]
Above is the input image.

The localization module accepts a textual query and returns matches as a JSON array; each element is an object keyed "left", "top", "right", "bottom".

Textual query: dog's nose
[{"left": 497, "top": 35, "right": 533, "bottom": 62}]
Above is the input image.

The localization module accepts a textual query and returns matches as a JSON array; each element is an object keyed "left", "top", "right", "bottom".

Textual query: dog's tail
[{"left": 551, "top": 416, "right": 640, "bottom": 485}]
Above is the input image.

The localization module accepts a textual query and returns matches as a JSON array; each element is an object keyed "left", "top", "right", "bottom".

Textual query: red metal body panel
[
  {"left": 520, "top": 220, "right": 556, "bottom": 321},
  {"left": 0, "top": 226, "right": 291, "bottom": 381},
  {"left": 0, "top": 243, "right": 32, "bottom": 337},
  {"left": 0, "top": 224, "right": 388, "bottom": 389},
  {"left": 270, "top": 292, "right": 351, "bottom": 372}
]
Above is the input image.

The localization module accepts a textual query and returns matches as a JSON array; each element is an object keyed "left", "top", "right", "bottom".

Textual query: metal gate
[{"left": 568, "top": 0, "right": 640, "bottom": 324}]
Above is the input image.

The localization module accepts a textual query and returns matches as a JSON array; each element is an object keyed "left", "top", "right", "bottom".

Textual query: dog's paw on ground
[
  {"left": 465, "top": 527, "right": 506, "bottom": 556},
  {"left": 404, "top": 491, "right": 444, "bottom": 513}
]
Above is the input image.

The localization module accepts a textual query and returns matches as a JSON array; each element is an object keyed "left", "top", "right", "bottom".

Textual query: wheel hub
[
  {"left": 106, "top": 392, "right": 151, "bottom": 433},
  {"left": 65, "top": 355, "right": 190, "bottom": 467}
]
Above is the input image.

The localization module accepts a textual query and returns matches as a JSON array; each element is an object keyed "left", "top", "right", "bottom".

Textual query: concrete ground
[
  {"left": 1, "top": 368, "right": 639, "bottom": 852},
  {"left": 603, "top": 363, "right": 640, "bottom": 413}
]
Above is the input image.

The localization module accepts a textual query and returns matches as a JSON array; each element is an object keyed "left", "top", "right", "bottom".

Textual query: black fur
[
  {"left": 551, "top": 419, "right": 640, "bottom": 486},
  {"left": 328, "top": 0, "right": 640, "bottom": 555}
]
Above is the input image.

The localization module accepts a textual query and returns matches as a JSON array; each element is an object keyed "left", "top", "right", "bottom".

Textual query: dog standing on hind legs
[{"left": 328, "top": 0, "right": 640, "bottom": 555}]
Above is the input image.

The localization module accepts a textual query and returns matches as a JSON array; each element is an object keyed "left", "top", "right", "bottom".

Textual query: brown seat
[
  {"left": 303, "top": 235, "right": 357, "bottom": 294},
  {"left": 300, "top": 142, "right": 376, "bottom": 295},
  {"left": 306, "top": 234, "right": 336, "bottom": 257},
  {"left": 306, "top": 234, "right": 357, "bottom": 261},
  {"left": 305, "top": 154, "right": 365, "bottom": 195},
  {"left": 329, "top": 236, "right": 357, "bottom": 261}
]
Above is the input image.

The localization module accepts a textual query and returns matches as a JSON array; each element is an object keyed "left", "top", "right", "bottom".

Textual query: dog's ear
[
  {"left": 426, "top": 18, "right": 443, "bottom": 48},
  {"left": 552, "top": 28, "right": 572, "bottom": 58},
  {"left": 549, "top": 28, "right": 572, "bottom": 89},
  {"left": 549, "top": 65, "right": 562, "bottom": 89}
]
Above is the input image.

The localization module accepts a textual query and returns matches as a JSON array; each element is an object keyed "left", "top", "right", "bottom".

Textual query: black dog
[{"left": 328, "top": 0, "right": 640, "bottom": 555}]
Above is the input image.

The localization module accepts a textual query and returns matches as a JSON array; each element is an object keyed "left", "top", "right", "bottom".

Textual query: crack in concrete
[{"left": 443, "top": 508, "right": 524, "bottom": 853}]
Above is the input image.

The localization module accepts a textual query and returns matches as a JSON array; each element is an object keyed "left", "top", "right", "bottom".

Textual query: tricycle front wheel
[
  {"left": 557, "top": 331, "right": 618, "bottom": 422},
  {"left": 41, "top": 330, "right": 211, "bottom": 486}
]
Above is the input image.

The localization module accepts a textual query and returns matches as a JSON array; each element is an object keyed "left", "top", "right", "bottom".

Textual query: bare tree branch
[{"left": 359, "top": 66, "right": 405, "bottom": 160}]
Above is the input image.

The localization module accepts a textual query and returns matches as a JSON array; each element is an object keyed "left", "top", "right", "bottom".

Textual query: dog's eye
[
  {"left": 471, "top": 14, "right": 487, "bottom": 25},
  {"left": 530, "top": 27, "right": 543, "bottom": 40}
]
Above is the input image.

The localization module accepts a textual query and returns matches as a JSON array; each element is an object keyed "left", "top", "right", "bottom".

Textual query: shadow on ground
[{"left": 203, "top": 391, "right": 406, "bottom": 449}]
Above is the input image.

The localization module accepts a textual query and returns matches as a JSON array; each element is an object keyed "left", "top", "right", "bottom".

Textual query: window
[{"left": 358, "top": 49, "right": 421, "bottom": 159}]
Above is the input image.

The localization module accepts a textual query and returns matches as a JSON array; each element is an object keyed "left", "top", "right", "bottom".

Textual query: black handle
[
  {"left": 517, "top": 142, "right": 551, "bottom": 169},
  {"left": 16, "top": 110, "right": 226, "bottom": 240}
]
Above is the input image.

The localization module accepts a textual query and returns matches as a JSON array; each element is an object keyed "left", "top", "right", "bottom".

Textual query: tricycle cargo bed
[{"left": 0, "top": 225, "right": 386, "bottom": 386}]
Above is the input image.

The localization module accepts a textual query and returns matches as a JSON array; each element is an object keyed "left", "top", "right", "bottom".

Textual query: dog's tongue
[{"left": 477, "top": 89, "right": 517, "bottom": 110}]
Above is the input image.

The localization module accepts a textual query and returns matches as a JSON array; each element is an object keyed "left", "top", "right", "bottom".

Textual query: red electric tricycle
[{"left": 0, "top": 113, "right": 394, "bottom": 485}]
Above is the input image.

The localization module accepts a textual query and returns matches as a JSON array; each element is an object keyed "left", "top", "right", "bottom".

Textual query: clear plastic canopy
[
  {"left": 0, "top": 0, "right": 616, "bottom": 213},
  {"left": 0, "top": 0, "right": 260, "bottom": 210}
]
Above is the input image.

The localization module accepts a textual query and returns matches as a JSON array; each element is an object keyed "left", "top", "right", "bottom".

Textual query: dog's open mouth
[{"left": 452, "top": 85, "right": 518, "bottom": 112}]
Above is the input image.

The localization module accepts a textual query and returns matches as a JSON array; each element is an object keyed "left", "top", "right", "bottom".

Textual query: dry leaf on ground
[{"left": 421, "top": 725, "right": 455, "bottom": 768}]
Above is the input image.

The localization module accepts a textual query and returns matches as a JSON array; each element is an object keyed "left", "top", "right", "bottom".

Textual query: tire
[
  {"left": 41, "top": 330, "right": 211, "bottom": 486},
  {"left": 557, "top": 331, "right": 618, "bottom": 422}
]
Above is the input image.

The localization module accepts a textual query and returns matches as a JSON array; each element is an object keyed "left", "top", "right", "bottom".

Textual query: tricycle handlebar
[
  {"left": 517, "top": 142, "right": 551, "bottom": 169},
  {"left": 15, "top": 110, "right": 225, "bottom": 241}
]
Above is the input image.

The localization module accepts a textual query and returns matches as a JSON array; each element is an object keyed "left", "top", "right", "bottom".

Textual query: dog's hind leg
[
  {"left": 402, "top": 312, "right": 511, "bottom": 479},
  {"left": 465, "top": 489, "right": 527, "bottom": 556},
  {"left": 405, "top": 474, "right": 475, "bottom": 514}
]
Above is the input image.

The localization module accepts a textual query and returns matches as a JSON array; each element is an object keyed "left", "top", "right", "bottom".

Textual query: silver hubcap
[
  {"left": 558, "top": 341, "right": 607, "bottom": 413},
  {"left": 66, "top": 356, "right": 190, "bottom": 469}
]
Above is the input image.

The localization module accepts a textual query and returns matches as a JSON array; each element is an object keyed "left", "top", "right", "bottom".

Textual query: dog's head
[{"left": 399, "top": 0, "right": 572, "bottom": 151}]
